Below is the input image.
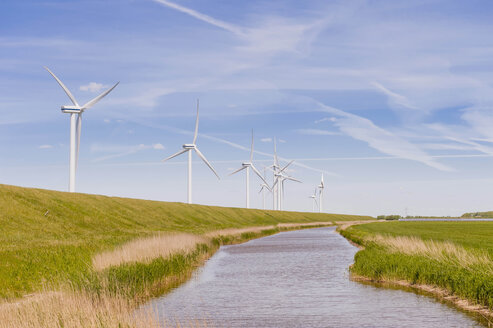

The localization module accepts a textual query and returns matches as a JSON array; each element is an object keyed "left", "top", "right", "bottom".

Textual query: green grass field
[
  {"left": 0, "top": 183, "right": 370, "bottom": 299},
  {"left": 342, "top": 221, "right": 493, "bottom": 311}
]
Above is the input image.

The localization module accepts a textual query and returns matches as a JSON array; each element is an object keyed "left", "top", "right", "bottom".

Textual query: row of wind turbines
[{"left": 46, "top": 68, "right": 325, "bottom": 212}]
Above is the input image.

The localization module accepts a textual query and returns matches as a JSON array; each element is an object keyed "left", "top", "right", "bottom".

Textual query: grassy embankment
[
  {"left": 341, "top": 221, "right": 493, "bottom": 321},
  {"left": 0, "top": 183, "right": 371, "bottom": 327}
]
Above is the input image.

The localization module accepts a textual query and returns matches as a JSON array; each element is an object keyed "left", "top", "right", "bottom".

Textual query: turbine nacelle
[
  {"left": 183, "top": 144, "right": 196, "bottom": 150},
  {"left": 61, "top": 106, "right": 82, "bottom": 114}
]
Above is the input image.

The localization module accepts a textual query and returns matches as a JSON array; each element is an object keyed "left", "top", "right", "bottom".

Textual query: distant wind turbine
[
  {"left": 162, "top": 100, "right": 220, "bottom": 204},
  {"left": 318, "top": 174, "right": 325, "bottom": 213},
  {"left": 230, "top": 130, "right": 269, "bottom": 208},
  {"left": 309, "top": 188, "right": 318, "bottom": 212},
  {"left": 259, "top": 167, "right": 271, "bottom": 210},
  {"left": 45, "top": 67, "right": 119, "bottom": 192},
  {"left": 269, "top": 138, "right": 302, "bottom": 210},
  {"left": 273, "top": 164, "right": 301, "bottom": 211}
]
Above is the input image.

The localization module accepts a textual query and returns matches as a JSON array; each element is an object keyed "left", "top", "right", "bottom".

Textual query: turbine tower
[
  {"left": 318, "top": 174, "right": 325, "bottom": 213},
  {"left": 309, "top": 188, "right": 318, "bottom": 212},
  {"left": 270, "top": 138, "right": 281, "bottom": 210},
  {"left": 45, "top": 67, "right": 119, "bottom": 192},
  {"left": 230, "top": 130, "right": 269, "bottom": 208},
  {"left": 162, "top": 100, "right": 220, "bottom": 204}
]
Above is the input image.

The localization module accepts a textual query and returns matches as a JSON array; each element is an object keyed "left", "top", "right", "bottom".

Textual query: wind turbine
[
  {"left": 269, "top": 138, "right": 301, "bottom": 210},
  {"left": 274, "top": 166, "right": 301, "bottom": 211},
  {"left": 45, "top": 67, "right": 119, "bottom": 192},
  {"left": 270, "top": 138, "right": 281, "bottom": 210},
  {"left": 162, "top": 100, "right": 219, "bottom": 204},
  {"left": 230, "top": 130, "right": 269, "bottom": 208},
  {"left": 258, "top": 167, "right": 271, "bottom": 210},
  {"left": 318, "top": 174, "right": 325, "bottom": 213},
  {"left": 309, "top": 188, "right": 318, "bottom": 212}
]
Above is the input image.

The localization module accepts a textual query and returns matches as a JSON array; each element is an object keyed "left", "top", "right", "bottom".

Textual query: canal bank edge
[{"left": 338, "top": 222, "right": 493, "bottom": 325}]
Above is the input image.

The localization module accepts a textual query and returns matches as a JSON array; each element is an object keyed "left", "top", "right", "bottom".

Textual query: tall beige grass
[
  {"left": 93, "top": 233, "right": 208, "bottom": 271},
  {"left": 371, "top": 234, "right": 493, "bottom": 271},
  {"left": 0, "top": 290, "right": 159, "bottom": 328},
  {"left": 205, "top": 226, "right": 276, "bottom": 237}
]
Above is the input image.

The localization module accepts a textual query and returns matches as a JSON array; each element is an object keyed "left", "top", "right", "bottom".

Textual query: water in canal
[{"left": 144, "top": 227, "right": 484, "bottom": 327}]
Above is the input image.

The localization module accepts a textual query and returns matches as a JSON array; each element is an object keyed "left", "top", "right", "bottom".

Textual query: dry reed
[
  {"left": 204, "top": 226, "right": 276, "bottom": 237},
  {"left": 93, "top": 233, "right": 208, "bottom": 271},
  {"left": 371, "top": 234, "right": 493, "bottom": 271},
  {"left": 0, "top": 290, "right": 159, "bottom": 328}
]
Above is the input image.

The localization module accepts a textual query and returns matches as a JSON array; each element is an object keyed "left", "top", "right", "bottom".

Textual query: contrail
[{"left": 152, "top": 0, "right": 245, "bottom": 36}]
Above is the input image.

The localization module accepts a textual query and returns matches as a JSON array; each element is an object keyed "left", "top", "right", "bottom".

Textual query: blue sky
[{"left": 1, "top": 0, "right": 493, "bottom": 216}]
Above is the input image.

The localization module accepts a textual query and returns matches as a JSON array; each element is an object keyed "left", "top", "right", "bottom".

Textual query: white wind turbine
[
  {"left": 230, "top": 130, "right": 269, "bottom": 208},
  {"left": 309, "top": 188, "right": 318, "bottom": 212},
  {"left": 258, "top": 167, "right": 271, "bottom": 210},
  {"left": 273, "top": 165, "right": 301, "bottom": 211},
  {"left": 162, "top": 100, "right": 220, "bottom": 204},
  {"left": 45, "top": 67, "right": 119, "bottom": 192},
  {"left": 270, "top": 138, "right": 281, "bottom": 210},
  {"left": 318, "top": 174, "right": 325, "bottom": 213}
]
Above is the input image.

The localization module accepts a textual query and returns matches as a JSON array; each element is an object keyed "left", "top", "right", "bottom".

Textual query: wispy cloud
[
  {"left": 152, "top": 0, "right": 328, "bottom": 55},
  {"left": 38, "top": 144, "right": 53, "bottom": 149},
  {"left": 91, "top": 143, "right": 165, "bottom": 162},
  {"left": 296, "top": 128, "right": 340, "bottom": 136},
  {"left": 152, "top": 0, "right": 245, "bottom": 36},
  {"left": 316, "top": 102, "right": 453, "bottom": 172},
  {"left": 260, "top": 137, "right": 272, "bottom": 142},
  {"left": 372, "top": 81, "right": 419, "bottom": 111},
  {"left": 80, "top": 82, "right": 108, "bottom": 93}
]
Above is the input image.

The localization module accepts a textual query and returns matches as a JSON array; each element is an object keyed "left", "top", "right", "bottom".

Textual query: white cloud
[
  {"left": 38, "top": 144, "right": 53, "bottom": 149},
  {"left": 297, "top": 129, "right": 339, "bottom": 136},
  {"left": 152, "top": 0, "right": 327, "bottom": 56},
  {"left": 315, "top": 117, "right": 336, "bottom": 124},
  {"left": 260, "top": 137, "right": 272, "bottom": 142},
  {"left": 80, "top": 82, "right": 107, "bottom": 93},
  {"left": 316, "top": 103, "right": 453, "bottom": 172},
  {"left": 91, "top": 143, "right": 165, "bottom": 162},
  {"left": 103, "top": 119, "right": 111, "bottom": 123},
  {"left": 372, "top": 81, "right": 420, "bottom": 111}
]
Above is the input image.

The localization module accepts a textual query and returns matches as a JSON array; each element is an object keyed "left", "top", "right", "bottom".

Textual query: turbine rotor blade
[
  {"left": 251, "top": 164, "right": 268, "bottom": 185},
  {"left": 280, "top": 160, "right": 294, "bottom": 173},
  {"left": 193, "top": 99, "right": 199, "bottom": 144},
  {"left": 272, "top": 177, "right": 279, "bottom": 189},
  {"left": 250, "top": 129, "right": 254, "bottom": 162},
  {"left": 273, "top": 137, "right": 279, "bottom": 167},
  {"left": 44, "top": 67, "right": 79, "bottom": 106},
  {"left": 194, "top": 147, "right": 220, "bottom": 179},
  {"left": 284, "top": 176, "right": 302, "bottom": 183},
  {"left": 162, "top": 149, "right": 188, "bottom": 162},
  {"left": 229, "top": 166, "right": 246, "bottom": 176},
  {"left": 81, "top": 82, "right": 119, "bottom": 110}
]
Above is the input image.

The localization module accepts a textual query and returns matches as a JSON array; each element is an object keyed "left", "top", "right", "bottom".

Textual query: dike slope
[{"left": 0, "top": 183, "right": 370, "bottom": 299}]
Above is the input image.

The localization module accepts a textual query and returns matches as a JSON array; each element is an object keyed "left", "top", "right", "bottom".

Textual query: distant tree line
[{"left": 376, "top": 215, "right": 401, "bottom": 220}]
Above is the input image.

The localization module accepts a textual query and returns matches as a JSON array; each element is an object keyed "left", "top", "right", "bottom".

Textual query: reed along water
[{"left": 144, "top": 227, "right": 484, "bottom": 327}]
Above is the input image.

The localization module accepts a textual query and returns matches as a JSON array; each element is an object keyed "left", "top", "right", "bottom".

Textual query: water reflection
[{"left": 145, "top": 227, "right": 484, "bottom": 327}]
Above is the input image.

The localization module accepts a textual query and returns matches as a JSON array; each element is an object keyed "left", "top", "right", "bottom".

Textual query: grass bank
[
  {"left": 0, "top": 183, "right": 370, "bottom": 327},
  {"left": 341, "top": 221, "right": 493, "bottom": 322}
]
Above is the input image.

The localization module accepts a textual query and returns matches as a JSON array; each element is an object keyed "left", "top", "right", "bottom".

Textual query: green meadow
[
  {"left": 342, "top": 221, "right": 493, "bottom": 311},
  {"left": 0, "top": 183, "right": 369, "bottom": 299}
]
